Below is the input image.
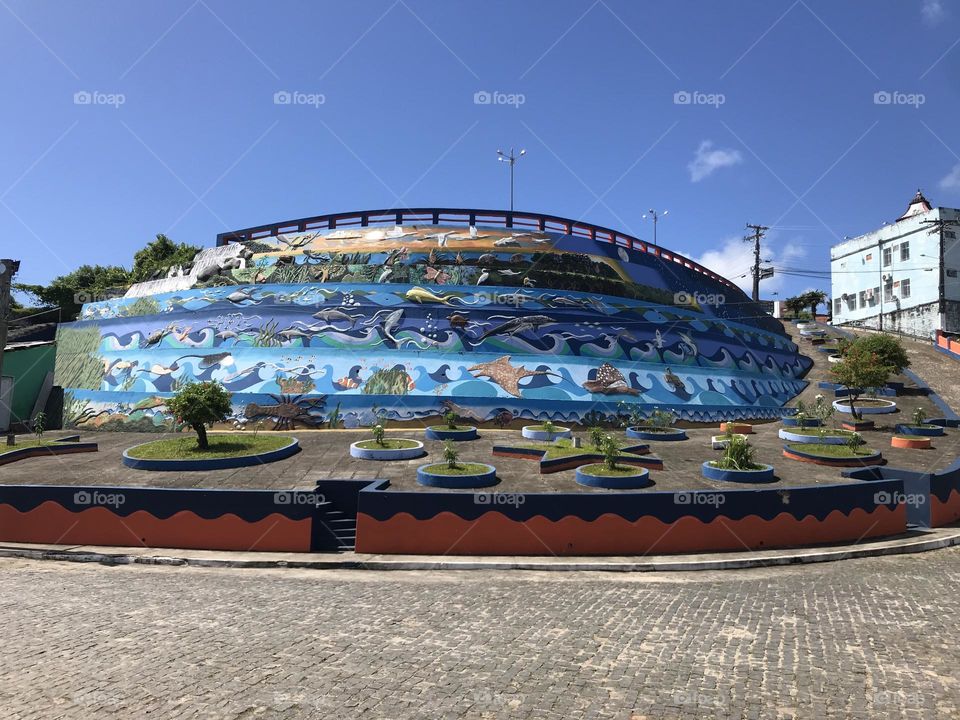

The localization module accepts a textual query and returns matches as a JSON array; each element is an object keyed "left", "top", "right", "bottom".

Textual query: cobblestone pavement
[{"left": 2, "top": 551, "right": 959, "bottom": 719}]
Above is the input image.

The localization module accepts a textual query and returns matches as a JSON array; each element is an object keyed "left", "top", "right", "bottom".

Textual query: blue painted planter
[
  {"left": 416, "top": 463, "right": 498, "bottom": 488},
  {"left": 521, "top": 425, "right": 572, "bottom": 442},
  {"left": 780, "top": 417, "right": 822, "bottom": 427},
  {"left": 833, "top": 399, "right": 897, "bottom": 415},
  {"left": 701, "top": 461, "right": 775, "bottom": 483},
  {"left": 575, "top": 465, "right": 652, "bottom": 489},
  {"left": 800, "top": 329, "right": 826, "bottom": 337},
  {"left": 894, "top": 424, "right": 945, "bottom": 437},
  {"left": 778, "top": 428, "right": 853, "bottom": 445},
  {"left": 350, "top": 440, "right": 425, "bottom": 460},
  {"left": 123, "top": 437, "right": 300, "bottom": 471},
  {"left": 424, "top": 426, "right": 478, "bottom": 441},
  {"left": 625, "top": 426, "right": 687, "bottom": 441}
]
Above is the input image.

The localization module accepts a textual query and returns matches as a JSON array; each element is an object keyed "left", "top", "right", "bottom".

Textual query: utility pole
[
  {"left": 745, "top": 224, "right": 768, "bottom": 302},
  {"left": 0, "top": 260, "right": 20, "bottom": 431},
  {"left": 920, "top": 217, "right": 959, "bottom": 333}
]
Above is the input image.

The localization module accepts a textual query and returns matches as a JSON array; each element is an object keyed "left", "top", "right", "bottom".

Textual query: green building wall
[{"left": 1, "top": 344, "right": 56, "bottom": 424}]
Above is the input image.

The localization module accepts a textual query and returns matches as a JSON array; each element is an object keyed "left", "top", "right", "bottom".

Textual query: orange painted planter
[
  {"left": 951, "top": 340, "right": 960, "bottom": 354},
  {"left": 939, "top": 334, "right": 950, "bottom": 349},
  {"left": 719, "top": 422, "right": 753, "bottom": 435},
  {"left": 890, "top": 436, "right": 931, "bottom": 449}
]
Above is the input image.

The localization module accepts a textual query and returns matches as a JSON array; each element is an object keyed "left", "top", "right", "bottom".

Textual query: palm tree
[{"left": 804, "top": 290, "right": 828, "bottom": 318}]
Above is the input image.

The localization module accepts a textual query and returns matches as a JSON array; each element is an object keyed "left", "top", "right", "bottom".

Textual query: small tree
[
  {"left": 589, "top": 426, "right": 605, "bottom": 450},
  {"left": 813, "top": 393, "right": 834, "bottom": 429},
  {"left": 913, "top": 407, "right": 927, "bottom": 427},
  {"left": 371, "top": 421, "right": 386, "bottom": 446},
  {"left": 542, "top": 419, "right": 556, "bottom": 435},
  {"left": 166, "top": 381, "right": 232, "bottom": 450},
  {"left": 854, "top": 334, "right": 910, "bottom": 374},
  {"left": 601, "top": 434, "right": 620, "bottom": 470},
  {"left": 33, "top": 411, "right": 46, "bottom": 442},
  {"left": 830, "top": 345, "right": 892, "bottom": 420},
  {"left": 443, "top": 439, "right": 460, "bottom": 469},
  {"left": 847, "top": 432, "right": 863, "bottom": 455},
  {"left": 802, "top": 290, "right": 828, "bottom": 318},
  {"left": 793, "top": 400, "right": 808, "bottom": 430},
  {"left": 443, "top": 410, "right": 458, "bottom": 430}
]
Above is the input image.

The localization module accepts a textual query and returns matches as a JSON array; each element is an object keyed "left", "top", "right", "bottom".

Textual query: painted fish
[
  {"left": 582, "top": 362, "right": 640, "bottom": 396},
  {"left": 405, "top": 286, "right": 453, "bottom": 304},
  {"left": 478, "top": 315, "right": 555, "bottom": 341},
  {"left": 312, "top": 309, "right": 355, "bottom": 323}
]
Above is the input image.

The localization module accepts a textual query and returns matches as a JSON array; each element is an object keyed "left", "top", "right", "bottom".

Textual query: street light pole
[
  {"left": 497, "top": 148, "right": 526, "bottom": 212},
  {"left": 643, "top": 209, "right": 668, "bottom": 247}
]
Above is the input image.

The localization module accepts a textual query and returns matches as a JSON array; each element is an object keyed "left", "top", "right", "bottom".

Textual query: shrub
[
  {"left": 646, "top": 407, "right": 676, "bottom": 429},
  {"left": 913, "top": 407, "right": 927, "bottom": 427},
  {"left": 601, "top": 434, "right": 620, "bottom": 470},
  {"left": 847, "top": 432, "right": 863, "bottom": 455},
  {"left": 542, "top": 419, "right": 556, "bottom": 434},
  {"left": 442, "top": 439, "right": 459, "bottom": 469},
  {"left": 166, "top": 381, "right": 233, "bottom": 450},
  {"left": 371, "top": 422, "right": 385, "bottom": 446},
  {"left": 715, "top": 435, "right": 762, "bottom": 471},
  {"left": 444, "top": 410, "right": 458, "bottom": 430},
  {"left": 854, "top": 334, "right": 910, "bottom": 374},
  {"left": 589, "top": 426, "right": 605, "bottom": 450},
  {"left": 793, "top": 400, "right": 808, "bottom": 430},
  {"left": 33, "top": 411, "right": 46, "bottom": 442}
]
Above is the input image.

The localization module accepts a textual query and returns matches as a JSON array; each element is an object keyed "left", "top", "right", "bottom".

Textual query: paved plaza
[{"left": 1, "top": 550, "right": 959, "bottom": 719}]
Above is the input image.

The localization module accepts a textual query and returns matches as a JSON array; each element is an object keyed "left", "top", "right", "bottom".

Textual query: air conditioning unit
[{"left": 882, "top": 273, "right": 892, "bottom": 282}]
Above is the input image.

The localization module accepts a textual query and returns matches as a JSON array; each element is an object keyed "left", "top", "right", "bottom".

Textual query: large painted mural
[{"left": 55, "top": 215, "right": 813, "bottom": 430}]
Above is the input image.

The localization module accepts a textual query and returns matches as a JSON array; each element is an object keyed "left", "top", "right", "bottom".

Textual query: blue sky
[{"left": 3, "top": 0, "right": 960, "bottom": 299}]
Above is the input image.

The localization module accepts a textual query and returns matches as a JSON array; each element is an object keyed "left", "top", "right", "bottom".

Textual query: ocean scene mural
[{"left": 55, "top": 215, "right": 813, "bottom": 430}]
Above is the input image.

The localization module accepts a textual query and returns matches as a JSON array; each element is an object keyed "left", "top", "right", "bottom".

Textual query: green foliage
[
  {"left": 589, "top": 426, "right": 605, "bottom": 450},
  {"left": 813, "top": 393, "right": 834, "bottom": 428},
  {"left": 542, "top": 419, "right": 556, "bottom": 435},
  {"left": 327, "top": 401, "right": 343, "bottom": 429},
  {"left": 16, "top": 264, "right": 130, "bottom": 320},
  {"left": 443, "top": 439, "right": 460, "bottom": 469},
  {"left": 165, "top": 381, "right": 232, "bottom": 450},
  {"left": 363, "top": 367, "right": 411, "bottom": 395},
  {"left": 793, "top": 400, "right": 808, "bottom": 430},
  {"left": 715, "top": 435, "right": 762, "bottom": 471},
  {"left": 123, "top": 296, "right": 161, "bottom": 317},
  {"left": 444, "top": 410, "right": 458, "bottom": 430},
  {"left": 830, "top": 343, "right": 893, "bottom": 419},
  {"left": 913, "top": 407, "right": 927, "bottom": 427},
  {"left": 131, "top": 234, "right": 201, "bottom": 282},
  {"left": 847, "top": 432, "right": 863, "bottom": 455},
  {"left": 853, "top": 333, "right": 910, "bottom": 374},
  {"left": 645, "top": 407, "right": 676, "bottom": 429},
  {"left": 371, "top": 422, "right": 385, "bottom": 446},
  {"left": 33, "top": 411, "right": 46, "bottom": 441},
  {"left": 600, "top": 434, "right": 620, "bottom": 470}
]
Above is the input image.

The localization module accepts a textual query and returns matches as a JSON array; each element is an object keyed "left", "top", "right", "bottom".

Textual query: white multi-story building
[{"left": 830, "top": 191, "right": 960, "bottom": 338}]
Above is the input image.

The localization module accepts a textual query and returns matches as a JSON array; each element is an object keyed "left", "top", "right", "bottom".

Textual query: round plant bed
[
  {"left": 711, "top": 433, "right": 747, "bottom": 449},
  {"left": 350, "top": 438, "right": 425, "bottom": 460},
  {"left": 701, "top": 461, "right": 775, "bottom": 483},
  {"left": 719, "top": 422, "right": 753, "bottom": 435},
  {"left": 827, "top": 354, "right": 843, "bottom": 364},
  {"left": 799, "top": 328, "right": 826, "bottom": 337},
  {"left": 894, "top": 424, "right": 945, "bottom": 437},
  {"left": 782, "top": 443, "right": 883, "bottom": 467},
  {"left": 425, "top": 425, "right": 478, "bottom": 441},
  {"left": 417, "top": 462, "right": 497, "bottom": 488},
  {"left": 891, "top": 436, "right": 932, "bottom": 450},
  {"left": 625, "top": 426, "right": 687, "bottom": 441},
  {"left": 780, "top": 417, "right": 822, "bottom": 428},
  {"left": 778, "top": 428, "right": 858, "bottom": 445},
  {"left": 795, "top": 321, "right": 811, "bottom": 330},
  {"left": 521, "top": 425, "right": 572, "bottom": 442},
  {"left": 123, "top": 434, "right": 299, "bottom": 471},
  {"left": 832, "top": 398, "right": 897, "bottom": 415},
  {"left": 575, "top": 464, "right": 653, "bottom": 489}
]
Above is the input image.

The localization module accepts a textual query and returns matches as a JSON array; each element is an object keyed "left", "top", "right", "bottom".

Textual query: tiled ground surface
[{"left": 1, "top": 551, "right": 958, "bottom": 719}]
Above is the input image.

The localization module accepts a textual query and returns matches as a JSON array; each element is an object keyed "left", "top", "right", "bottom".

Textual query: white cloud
[
  {"left": 686, "top": 235, "right": 806, "bottom": 293},
  {"left": 922, "top": 0, "right": 946, "bottom": 24},
  {"left": 939, "top": 162, "right": 960, "bottom": 191},
  {"left": 687, "top": 140, "right": 743, "bottom": 182}
]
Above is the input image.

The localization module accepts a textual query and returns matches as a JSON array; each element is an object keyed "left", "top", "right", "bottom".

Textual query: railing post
[
  {"left": 395, "top": 211, "right": 403, "bottom": 226},
  {"left": 506, "top": 212, "right": 513, "bottom": 229},
  {"left": 469, "top": 212, "right": 476, "bottom": 226},
  {"left": 432, "top": 211, "right": 440, "bottom": 225}
]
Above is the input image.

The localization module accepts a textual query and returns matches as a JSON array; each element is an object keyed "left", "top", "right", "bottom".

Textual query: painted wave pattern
[{"left": 58, "top": 283, "right": 810, "bottom": 430}]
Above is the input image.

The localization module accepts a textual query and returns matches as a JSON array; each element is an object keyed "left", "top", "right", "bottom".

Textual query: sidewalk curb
[{"left": 2, "top": 528, "right": 959, "bottom": 572}]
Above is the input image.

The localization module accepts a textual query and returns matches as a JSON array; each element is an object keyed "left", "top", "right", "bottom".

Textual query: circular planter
[
  {"left": 123, "top": 437, "right": 300, "bottom": 471},
  {"left": 575, "top": 464, "right": 652, "bottom": 489},
  {"left": 799, "top": 329, "right": 826, "bottom": 337},
  {"left": 350, "top": 439, "right": 425, "bottom": 460},
  {"left": 827, "top": 354, "right": 843, "bottom": 364},
  {"left": 425, "top": 425, "right": 478, "bottom": 441},
  {"left": 521, "top": 425, "right": 572, "bottom": 442},
  {"left": 701, "top": 461, "right": 775, "bottom": 483},
  {"left": 719, "top": 422, "right": 753, "bottom": 435},
  {"left": 781, "top": 417, "right": 822, "bottom": 427},
  {"left": 711, "top": 433, "right": 747, "bottom": 449},
  {"left": 625, "top": 426, "right": 687, "bottom": 441},
  {"left": 782, "top": 444, "right": 883, "bottom": 467},
  {"left": 795, "top": 321, "right": 811, "bottom": 330},
  {"left": 894, "top": 424, "right": 945, "bottom": 437},
  {"left": 778, "top": 428, "right": 856, "bottom": 445},
  {"left": 832, "top": 399, "right": 897, "bottom": 415},
  {"left": 891, "top": 436, "right": 932, "bottom": 449},
  {"left": 416, "top": 462, "right": 497, "bottom": 488}
]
